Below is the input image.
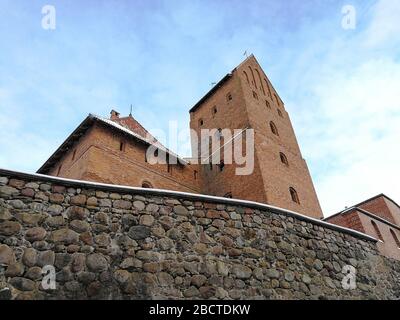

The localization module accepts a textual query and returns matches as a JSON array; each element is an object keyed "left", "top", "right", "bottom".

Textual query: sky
[{"left": 0, "top": 0, "right": 399, "bottom": 217}]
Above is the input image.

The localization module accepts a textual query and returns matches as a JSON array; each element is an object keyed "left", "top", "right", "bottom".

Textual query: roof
[
  {"left": 37, "top": 113, "right": 188, "bottom": 174},
  {"left": 188, "top": 54, "right": 285, "bottom": 114},
  {"left": 323, "top": 193, "right": 400, "bottom": 230},
  {"left": 189, "top": 73, "right": 233, "bottom": 113},
  {"left": 0, "top": 167, "right": 378, "bottom": 243}
]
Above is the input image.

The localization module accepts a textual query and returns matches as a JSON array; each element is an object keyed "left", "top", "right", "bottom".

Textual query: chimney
[{"left": 110, "top": 109, "right": 120, "bottom": 120}]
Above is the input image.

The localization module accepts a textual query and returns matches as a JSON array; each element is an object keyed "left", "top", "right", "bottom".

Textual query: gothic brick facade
[{"left": 38, "top": 55, "right": 323, "bottom": 219}]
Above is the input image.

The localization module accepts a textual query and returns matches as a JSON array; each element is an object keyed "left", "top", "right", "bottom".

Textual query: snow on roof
[{"left": 90, "top": 114, "right": 188, "bottom": 165}]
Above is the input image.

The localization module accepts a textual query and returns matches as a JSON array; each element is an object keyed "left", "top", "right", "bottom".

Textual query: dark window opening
[
  {"left": 270, "top": 121, "right": 279, "bottom": 136},
  {"left": 119, "top": 141, "right": 125, "bottom": 152},
  {"left": 290, "top": 187, "right": 300, "bottom": 204},
  {"left": 199, "top": 119, "right": 204, "bottom": 126},
  {"left": 142, "top": 181, "right": 153, "bottom": 188},
  {"left": 277, "top": 109, "right": 283, "bottom": 117},
  {"left": 371, "top": 220, "right": 383, "bottom": 241},
  {"left": 209, "top": 163, "right": 213, "bottom": 171},
  {"left": 390, "top": 229, "right": 400, "bottom": 248},
  {"left": 226, "top": 93, "right": 233, "bottom": 101},
  {"left": 280, "top": 152, "right": 289, "bottom": 166},
  {"left": 212, "top": 106, "right": 217, "bottom": 116},
  {"left": 266, "top": 100, "right": 271, "bottom": 109},
  {"left": 252, "top": 91, "right": 258, "bottom": 100},
  {"left": 218, "top": 160, "right": 225, "bottom": 172}
]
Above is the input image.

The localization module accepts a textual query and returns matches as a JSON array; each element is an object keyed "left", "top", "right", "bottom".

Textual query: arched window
[
  {"left": 390, "top": 229, "right": 400, "bottom": 248},
  {"left": 142, "top": 181, "right": 153, "bottom": 189},
  {"left": 248, "top": 66, "right": 257, "bottom": 88},
  {"left": 255, "top": 69, "right": 266, "bottom": 95},
  {"left": 274, "top": 93, "right": 280, "bottom": 106},
  {"left": 212, "top": 106, "right": 217, "bottom": 117},
  {"left": 280, "top": 152, "right": 289, "bottom": 166},
  {"left": 226, "top": 92, "right": 233, "bottom": 101},
  {"left": 289, "top": 187, "right": 300, "bottom": 204},
  {"left": 265, "top": 100, "right": 271, "bottom": 109},
  {"left": 199, "top": 118, "right": 204, "bottom": 126},
  {"left": 277, "top": 109, "right": 283, "bottom": 117},
  {"left": 371, "top": 220, "right": 383, "bottom": 241},
  {"left": 264, "top": 79, "right": 273, "bottom": 99},
  {"left": 224, "top": 192, "right": 233, "bottom": 198},
  {"left": 243, "top": 71, "right": 249, "bottom": 84},
  {"left": 270, "top": 121, "right": 279, "bottom": 136}
]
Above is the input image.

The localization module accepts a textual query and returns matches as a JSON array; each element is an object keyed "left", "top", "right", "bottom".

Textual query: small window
[
  {"left": 57, "top": 165, "right": 62, "bottom": 176},
  {"left": 280, "top": 152, "right": 289, "bottom": 166},
  {"left": 226, "top": 93, "right": 233, "bottom": 101},
  {"left": 119, "top": 141, "right": 125, "bottom": 152},
  {"left": 390, "top": 229, "right": 400, "bottom": 248},
  {"left": 252, "top": 91, "right": 258, "bottom": 100},
  {"left": 270, "top": 121, "right": 279, "bottom": 136},
  {"left": 290, "top": 187, "right": 300, "bottom": 204},
  {"left": 277, "top": 109, "right": 283, "bottom": 117},
  {"left": 72, "top": 149, "right": 77, "bottom": 161},
  {"left": 194, "top": 170, "right": 198, "bottom": 180},
  {"left": 199, "top": 119, "right": 204, "bottom": 126},
  {"left": 265, "top": 100, "right": 271, "bottom": 109},
  {"left": 142, "top": 181, "right": 153, "bottom": 188},
  {"left": 224, "top": 192, "right": 233, "bottom": 198},
  {"left": 212, "top": 106, "right": 217, "bottom": 116},
  {"left": 371, "top": 220, "right": 383, "bottom": 241},
  {"left": 218, "top": 160, "right": 225, "bottom": 172}
]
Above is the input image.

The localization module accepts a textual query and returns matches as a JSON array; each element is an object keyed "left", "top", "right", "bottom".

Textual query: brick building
[
  {"left": 38, "top": 55, "right": 323, "bottom": 219},
  {"left": 325, "top": 194, "right": 400, "bottom": 260}
]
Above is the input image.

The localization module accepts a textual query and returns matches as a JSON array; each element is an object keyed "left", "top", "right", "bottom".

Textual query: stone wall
[{"left": 0, "top": 168, "right": 400, "bottom": 300}]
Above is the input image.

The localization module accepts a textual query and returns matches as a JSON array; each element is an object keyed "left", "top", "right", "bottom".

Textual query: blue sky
[{"left": 0, "top": 0, "right": 399, "bottom": 216}]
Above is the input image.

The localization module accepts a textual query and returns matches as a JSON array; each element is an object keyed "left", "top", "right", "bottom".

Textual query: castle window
[
  {"left": 277, "top": 109, "right": 283, "bottom": 117},
  {"left": 266, "top": 100, "right": 271, "bottom": 109},
  {"left": 280, "top": 152, "right": 289, "bottom": 166},
  {"left": 252, "top": 91, "right": 258, "bottom": 100},
  {"left": 194, "top": 170, "right": 198, "bottom": 180},
  {"left": 390, "top": 229, "right": 400, "bottom": 248},
  {"left": 212, "top": 106, "right": 217, "bottom": 117},
  {"left": 243, "top": 71, "right": 249, "bottom": 84},
  {"left": 289, "top": 187, "right": 300, "bottom": 204},
  {"left": 256, "top": 69, "right": 266, "bottom": 95},
  {"left": 142, "top": 181, "right": 153, "bottom": 188},
  {"left": 226, "top": 93, "right": 233, "bottom": 101},
  {"left": 72, "top": 149, "right": 77, "bottom": 161},
  {"left": 119, "top": 141, "right": 125, "bottom": 152},
  {"left": 57, "top": 165, "right": 62, "bottom": 176},
  {"left": 270, "top": 121, "right": 279, "bottom": 136},
  {"left": 199, "top": 119, "right": 204, "bottom": 126},
  {"left": 264, "top": 78, "right": 273, "bottom": 99},
  {"left": 371, "top": 220, "right": 383, "bottom": 241},
  {"left": 224, "top": 192, "right": 233, "bottom": 198}
]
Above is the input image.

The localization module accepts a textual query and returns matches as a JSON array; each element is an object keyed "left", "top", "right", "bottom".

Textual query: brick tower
[{"left": 189, "top": 55, "right": 323, "bottom": 218}]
